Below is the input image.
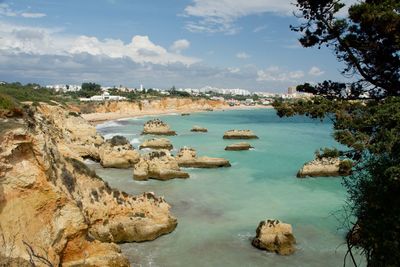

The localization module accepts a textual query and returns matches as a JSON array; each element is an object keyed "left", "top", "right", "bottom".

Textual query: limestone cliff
[
  {"left": 87, "top": 98, "right": 228, "bottom": 114},
  {"left": 0, "top": 104, "right": 177, "bottom": 266}
]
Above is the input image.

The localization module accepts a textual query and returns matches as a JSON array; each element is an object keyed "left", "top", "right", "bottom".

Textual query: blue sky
[{"left": 0, "top": 0, "right": 355, "bottom": 92}]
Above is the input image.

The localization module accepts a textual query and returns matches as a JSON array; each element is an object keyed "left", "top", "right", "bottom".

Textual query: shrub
[{"left": 315, "top": 147, "right": 340, "bottom": 159}]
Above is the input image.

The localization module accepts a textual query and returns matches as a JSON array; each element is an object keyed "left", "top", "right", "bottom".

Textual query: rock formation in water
[
  {"left": 99, "top": 136, "right": 140, "bottom": 168},
  {"left": 139, "top": 138, "right": 173, "bottom": 150},
  {"left": 223, "top": 130, "right": 258, "bottom": 139},
  {"left": 296, "top": 157, "right": 352, "bottom": 178},
  {"left": 176, "top": 147, "right": 231, "bottom": 168},
  {"left": 225, "top": 142, "right": 253, "bottom": 151},
  {"left": 0, "top": 104, "right": 177, "bottom": 266},
  {"left": 142, "top": 119, "right": 176, "bottom": 136},
  {"left": 191, "top": 126, "right": 208, "bottom": 133},
  {"left": 133, "top": 150, "right": 189, "bottom": 181},
  {"left": 252, "top": 219, "right": 296, "bottom": 256}
]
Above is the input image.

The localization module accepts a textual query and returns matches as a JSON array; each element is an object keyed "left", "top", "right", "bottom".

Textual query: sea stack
[
  {"left": 175, "top": 147, "right": 231, "bottom": 168},
  {"left": 225, "top": 142, "right": 253, "bottom": 151},
  {"left": 297, "top": 157, "right": 352, "bottom": 178},
  {"left": 99, "top": 135, "right": 140, "bottom": 168},
  {"left": 223, "top": 130, "right": 258, "bottom": 139},
  {"left": 252, "top": 219, "right": 296, "bottom": 256},
  {"left": 139, "top": 138, "right": 173, "bottom": 150},
  {"left": 191, "top": 126, "right": 208, "bottom": 132},
  {"left": 133, "top": 151, "right": 189, "bottom": 181},
  {"left": 142, "top": 119, "right": 176, "bottom": 135}
]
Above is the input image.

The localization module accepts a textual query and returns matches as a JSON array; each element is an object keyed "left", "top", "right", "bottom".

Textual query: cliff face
[
  {"left": 0, "top": 104, "right": 177, "bottom": 266},
  {"left": 88, "top": 98, "right": 228, "bottom": 114}
]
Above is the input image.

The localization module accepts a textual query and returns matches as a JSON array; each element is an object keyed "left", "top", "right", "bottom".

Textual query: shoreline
[{"left": 81, "top": 105, "right": 273, "bottom": 125}]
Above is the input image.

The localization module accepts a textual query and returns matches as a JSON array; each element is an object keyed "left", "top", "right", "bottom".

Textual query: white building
[{"left": 79, "top": 92, "right": 127, "bottom": 102}]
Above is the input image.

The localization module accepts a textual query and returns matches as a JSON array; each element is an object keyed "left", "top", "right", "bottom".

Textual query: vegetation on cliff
[{"left": 273, "top": 1, "right": 400, "bottom": 266}]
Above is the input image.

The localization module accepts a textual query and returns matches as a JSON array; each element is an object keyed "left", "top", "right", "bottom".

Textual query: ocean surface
[{"left": 93, "top": 109, "right": 357, "bottom": 267}]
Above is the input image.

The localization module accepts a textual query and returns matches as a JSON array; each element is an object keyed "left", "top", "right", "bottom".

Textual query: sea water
[{"left": 93, "top": 109, "right": 357, "bottom": 267}]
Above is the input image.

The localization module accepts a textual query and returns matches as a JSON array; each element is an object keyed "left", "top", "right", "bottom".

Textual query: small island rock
[
  {"left": 225, "top": 142, "right": 253, "bottom": 151},
  {"left": 252, "top": 219, "right": 296, "bottom": 256},
  {"left": 223, "top": 130, "right": 258, "bottom": 139},
  {"left": 142, "top": 119, "right": 176, "bottom": 136},
  {"left": 191, "top": 126, "right": 208, "bottom": 132},
  {"left": 297, "top": 157, "right": 352, "bottom": 178},
  {"left": 139, "top": 138, "right": 173, "bottom": 150},
  {"left": 133, "top": 151, "right": 189, "bottom": 181},
  {"left": 176, "top": 147, "right": 231, "bottom": 168},
  {"left": 99, "top": 135, "right": 140, "bottom": 168}
]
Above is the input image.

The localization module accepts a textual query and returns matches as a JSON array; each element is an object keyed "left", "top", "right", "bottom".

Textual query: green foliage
[
  {"left": 315, "top": 147, "right": 340, "bottom": 159},
  {"left": 0, "top": 82, "right": 67, "bottom": 104},
  {"left": 275, "top": 0, "right": 400, "bottom": 265},
  {"left": 108, "top": 135, "right": 129, "bottom": 147},
  {"left": 78, "top": 82, "right": 102, "bottom": 98},
  {"left": 339, "top": 160, "right": 353, "bottom": 175},
  {"left": 0, "top": 93, "right": 18, "bottom": 110}
]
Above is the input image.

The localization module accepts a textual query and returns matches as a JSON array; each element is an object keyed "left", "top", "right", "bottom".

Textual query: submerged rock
[
  {"left": 142, "top": 119, "right": 176, "bottom": 136},
  {"left": 133, "top": 150, "right": 189, "bottom": 181},
  {"left": 223, "top": 130, "right": 258, "bottom": 139},
  {"left": 191, "top": 126, "right": 208, "bottom": 132},
  {"left": 0, "top": 104, "right": 177, "bottom": 266},
  {"left": 225, "top": 142, "right": 253, "bottom": 151},
  {"left": 252, "top": 219, "right": 296, "bottom": 256},
  {"left": 297, "top": 157, "right": 352, "bottom": 178},
  {"left": 139, "top": 138, "right": 173, "bottom": 150},
  {"left": 99, "top": 136, "right": 140, "bottom": 168},
  {"left": 176, "top": 147, "right": 231, "bottom": 168}
]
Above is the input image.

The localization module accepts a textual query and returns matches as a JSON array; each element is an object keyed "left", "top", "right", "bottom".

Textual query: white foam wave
[{"left": 130, "top": 138, "right": 141, "bottom": 145}]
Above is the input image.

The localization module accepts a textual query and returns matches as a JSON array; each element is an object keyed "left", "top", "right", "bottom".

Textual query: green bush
[{"left": 315, "top": 147, "right": 340, "bottom": 159}]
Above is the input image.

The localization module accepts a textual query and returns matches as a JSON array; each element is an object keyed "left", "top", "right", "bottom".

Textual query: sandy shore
[{"left": 81, "top": 105, "right": 272, "bottom": 125}]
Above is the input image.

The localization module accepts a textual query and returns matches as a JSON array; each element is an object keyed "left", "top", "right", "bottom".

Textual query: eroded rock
[
  {"left": 139, "top": 138, "right": 173, "bottom": 150},
  {"left": 176, "top": 147, "right": 231, "bottom": 168},
  {"left": 225, "top": 142, "right": 253, "bottom": 151},
  {"left": 223, "top": 130, "right": 258, "bottom": 139},
  {"left": 297, "top": 157, "right": 352, "bottom": 178},
  {"left": 191, "top": 126, "right": 208, "bottom": 133},
  {"left": 142, "top": 119, "right": 176, "bottom": 136},
  {"left": 0, "top": 104, "right": 177, "bottom": 266},
  {"left": 99, "top": 136, "right": 140, "bottom": 168},
  {"left": 133, "top": 150, "right": 189, "bottom": 181},
  {"left": 252, "top": 219, "right": 296, "bottom": 256}
]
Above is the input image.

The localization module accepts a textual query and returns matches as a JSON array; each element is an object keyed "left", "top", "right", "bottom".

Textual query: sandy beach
[{"left": 81, "top": 104, "right": 272, "bottom": 124}]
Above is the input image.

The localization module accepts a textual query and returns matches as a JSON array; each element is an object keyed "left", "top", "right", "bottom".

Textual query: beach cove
[{"left": 91, "top": 108, "right": 351, "bottom": 267}]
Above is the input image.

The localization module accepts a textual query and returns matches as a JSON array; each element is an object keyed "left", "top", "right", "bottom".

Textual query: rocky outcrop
[
  {"left": 139, "top": 138, "right": 173, "bottom": 150},
  {"left": 181, "top": 113, "right": 190, "bottom": 116},
  {"left": 142, "top": 119, "right": 176, "bottom": 136},
  {"left": 223, "top": 130, "right": 258, "bottom": 139},
  {"left": 191, "top": 126, "right": 208, "bottom": 133},
  {"left": 252, "top": 220, "right": 296, "bottom": 256},
  {"left": 176, "top": 147, "right": 231, "bottom": 168},
  {"left": 225, "top": 142, "right": 253, "bottom": 151},
  {"left": 99, "top": 136, "right": 140, "bottom": 168},
  {"left": 133, "top": 151, "right": 189, "bottom": 181},
  {"left": 0, "top": 104, "right": 177, "bottom": 266},
  {"left": 297, "top": 157, "right": 352, "bottom": 178}
]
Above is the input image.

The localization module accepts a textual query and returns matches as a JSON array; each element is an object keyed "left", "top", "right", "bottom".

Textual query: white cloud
[
  {"left": 227, "top": 67, "right": 240, "bottom": 73},
  {"left": 170, "top": 39, "right": 190, "bottom": 54},
  {"left": 236, "top": 52, "right": 250, "bottom": 59},
  {"left": 0, "top": 3, "right": 46, "bottom": 18},
  {"left": 253, "top": 25, "right": 267, "bottom": 33},
  {"left": 257, "top": 66, "right": 304, "bottom": 82},
  {"left": 184, "top": 0, "right": 358, "bottom": 34},
  {"left": 308, "top": 66, "right": 324, "bottom": 76},
  {"left": 21, "top": 12, "right": 46, "bottom": 18},
  {"left": 0, "top": 22, "right": 199, "bottom": 66},
  {"left": 184, "top": 0, "right": 292, "bottom": 34}
]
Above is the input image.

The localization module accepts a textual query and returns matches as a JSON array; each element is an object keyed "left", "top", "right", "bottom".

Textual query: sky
[{"left": 0, "top": 0, "right": 356, "bottom": 92}]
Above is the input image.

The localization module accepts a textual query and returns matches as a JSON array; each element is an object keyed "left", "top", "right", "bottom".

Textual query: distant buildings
[{"left": 46, "top": 84, "right": 81, "bottom": 92}]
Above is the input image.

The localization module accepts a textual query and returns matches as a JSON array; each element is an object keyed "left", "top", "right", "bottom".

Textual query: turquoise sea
[{"left": 93, "top": 109, "right": 356, "bottom": 267}]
